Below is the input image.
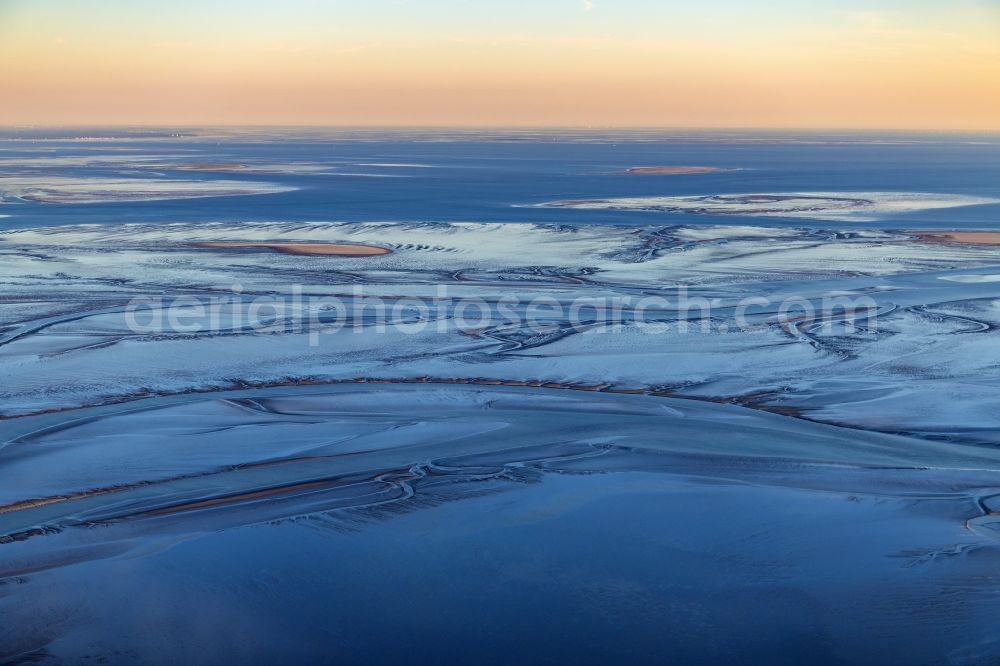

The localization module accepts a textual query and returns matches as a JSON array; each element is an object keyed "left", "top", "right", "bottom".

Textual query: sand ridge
[
  {"left": 192, "top": 241, "right": 393, "bottom": 256},
  {"left": 912, "top": 231, "right": 1000, "bottom": 245},
  {"left": 626, "top": 166, "right": 728, "bottom": 175}
]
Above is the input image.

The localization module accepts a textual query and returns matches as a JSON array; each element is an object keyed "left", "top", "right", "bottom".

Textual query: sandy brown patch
[
  {"left": 626, "top": 166, "right": 727, "bottom": 175},
  {"left": 192, "top": 241, "right": 392, "bottom": 256},
  {"left": 912, "top": 231, "right": 1000, "bottom": 245}
]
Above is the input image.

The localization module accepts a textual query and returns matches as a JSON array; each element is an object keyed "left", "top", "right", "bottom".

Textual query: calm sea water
[{"left": 1, "top": 127, "right": 998, "bottom": 231}]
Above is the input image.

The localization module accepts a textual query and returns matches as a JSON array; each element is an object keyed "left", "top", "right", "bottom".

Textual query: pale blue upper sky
[{"left": 4, "top": 0, "right": 996, "bottom": 40}]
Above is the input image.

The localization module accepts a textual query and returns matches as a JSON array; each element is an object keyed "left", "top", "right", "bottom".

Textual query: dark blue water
[{"left": 2, "top": 128, "right": 998, "bottom": 230}]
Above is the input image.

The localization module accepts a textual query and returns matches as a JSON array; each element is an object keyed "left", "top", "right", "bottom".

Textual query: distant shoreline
[{"left": 625, "top": 166, "right": 729, "bottom": 175}]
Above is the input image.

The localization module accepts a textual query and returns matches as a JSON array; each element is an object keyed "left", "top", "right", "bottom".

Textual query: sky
[{"left": 1, "top": 0, "right": 998, "bottom": 129}]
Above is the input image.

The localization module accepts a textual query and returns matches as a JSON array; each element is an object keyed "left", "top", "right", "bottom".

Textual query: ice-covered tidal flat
[
  {"left": 531, "top": 191, "right": 1000, "bottom": 222},
  {"left": 0, "top": 175, "right": 295, "bottom": 204},
  {"left": 4, "top": 219, "right": 1000, "bottom": 661}
]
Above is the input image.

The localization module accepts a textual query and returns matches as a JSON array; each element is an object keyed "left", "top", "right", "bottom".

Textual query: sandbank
[{"left": 192, "top": 241, "right": 392, "bottom": 256}]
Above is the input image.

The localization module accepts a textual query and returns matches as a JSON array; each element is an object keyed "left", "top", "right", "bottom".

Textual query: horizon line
[{"left": 2, "top": 124, "right": 999, "bottom": 134}]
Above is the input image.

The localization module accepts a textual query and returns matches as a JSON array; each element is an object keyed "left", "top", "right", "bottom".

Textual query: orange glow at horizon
[{"left": 2, "top": 1, "right": 998, "bottom": 130}]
